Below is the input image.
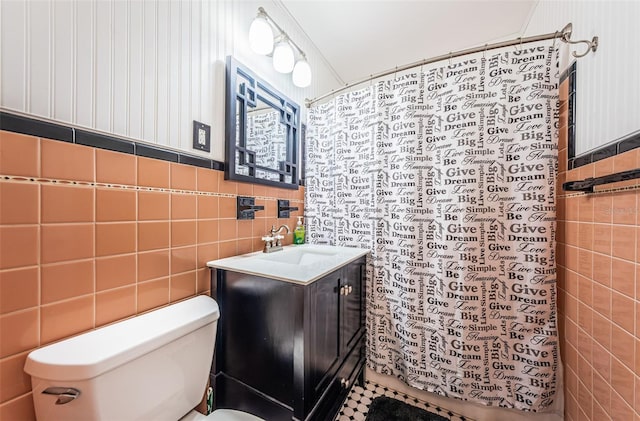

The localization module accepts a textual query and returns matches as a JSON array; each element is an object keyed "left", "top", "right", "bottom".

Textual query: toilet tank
[{"left": 24, "top": 296, "right": 219, "bottom": 421}]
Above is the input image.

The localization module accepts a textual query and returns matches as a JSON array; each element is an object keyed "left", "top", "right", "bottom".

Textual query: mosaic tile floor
[{"left": 335, "top": 380, "right": 471, "bottom": 421}]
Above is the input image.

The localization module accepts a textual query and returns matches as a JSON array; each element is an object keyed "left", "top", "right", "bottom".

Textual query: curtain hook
[
  {"left": 552, "top": 30, "right": 558, "bottom": 50},
  {"left": 483, "top": 43, "right": 488, "bottom": 59},
  {"left": 448, "top": 52, "right": 453, "bottom": 67},
  {"left": 515, "top": 37, "right": 523, "bottom": 52}
]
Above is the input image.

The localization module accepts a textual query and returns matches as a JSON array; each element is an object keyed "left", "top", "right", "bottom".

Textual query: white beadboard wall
[
  {"left": 0, "top": 0, "right": 341, "bottom": 162},
  {"left": 524, "top": 1, "right": 640, "bottom": 156}
]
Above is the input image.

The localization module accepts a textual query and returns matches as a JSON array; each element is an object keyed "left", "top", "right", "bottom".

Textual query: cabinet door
[
  {"left": 341, "top": 257, "right": 365, "bottom": 353},
  {"left": 306, "top": 270, "right": 341, "bottom": 407},
  {"left": 217, "top": 271, "right": 298, "bottom": 407}
]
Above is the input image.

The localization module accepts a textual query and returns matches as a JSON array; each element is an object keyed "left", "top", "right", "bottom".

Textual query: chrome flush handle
[{"left": 42, "top": 387, "right": 81, "bottom": 405}]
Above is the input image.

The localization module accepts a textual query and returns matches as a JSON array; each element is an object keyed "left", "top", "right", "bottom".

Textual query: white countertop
[{"left": 206, "top": 244, "right": 369, "bottom": 285}]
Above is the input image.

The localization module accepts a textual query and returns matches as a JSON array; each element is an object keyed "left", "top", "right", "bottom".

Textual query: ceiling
[{"left": 280, "top": 0, "right": 538, "bottom": 84}]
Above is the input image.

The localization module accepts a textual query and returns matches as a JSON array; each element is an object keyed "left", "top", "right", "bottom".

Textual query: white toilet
[{"left": 24, "top": 296, "right": 263, "bottom": 421}]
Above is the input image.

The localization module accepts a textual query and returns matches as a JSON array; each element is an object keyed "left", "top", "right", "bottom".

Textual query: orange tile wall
[
  {"left": 557, "top": 81, "right": 640, "bottom": 420},
  {"left": 0, "top": 130, "right": 304, "bottom": 419}
]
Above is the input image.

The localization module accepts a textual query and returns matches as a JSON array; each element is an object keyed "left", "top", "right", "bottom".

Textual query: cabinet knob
[
  {"left": 340, "top": 378, "right": 350, "bottom": 388},
  {"left": 339, "top": 286, "right": 346, "bottom": 295},
  {"left": 347, "top": 285, "right": 353, "bottom": 294}
]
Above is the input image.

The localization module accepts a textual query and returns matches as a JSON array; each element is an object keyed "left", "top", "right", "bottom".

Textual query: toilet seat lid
[{"left": 181, "top": 409, "right": 265, "bottom": 421}]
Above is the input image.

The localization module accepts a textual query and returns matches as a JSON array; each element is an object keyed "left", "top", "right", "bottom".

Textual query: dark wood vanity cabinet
[{"left": 211, "top": 256, "right": 366, "bottom": 421}]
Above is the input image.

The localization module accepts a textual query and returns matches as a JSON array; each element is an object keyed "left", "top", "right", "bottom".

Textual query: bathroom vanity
[{"left": 207, "top": 245, "right": 369, "bottom": 421}]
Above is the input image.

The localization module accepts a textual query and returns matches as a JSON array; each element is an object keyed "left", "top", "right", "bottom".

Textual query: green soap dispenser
[{"left": 293, "top": 216, "right": 305, "bottom": 244}]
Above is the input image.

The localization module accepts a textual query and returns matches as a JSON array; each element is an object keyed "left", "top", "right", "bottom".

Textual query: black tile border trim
[
  {"left": 568, "top": 131, "right": 640, "bottom": 170},
  {"left": 0, "top": 112, "right": 74, "bottom": 143},
  {"left": 76, "top": 129, "right": 135, "bottom": 154},
  {"left": 179, "top": 154, "right": 213, "bottom": 169},
  {"left": 0, "top": 111, "right": 225, "bottom": 172},
  {"left": 136, "top": 144, "right": 179, "bottom": 162}
]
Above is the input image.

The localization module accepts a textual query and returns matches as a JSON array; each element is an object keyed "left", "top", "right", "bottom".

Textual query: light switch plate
[{"left": 193, "top": 120, "right": 211, "bottom": 152}]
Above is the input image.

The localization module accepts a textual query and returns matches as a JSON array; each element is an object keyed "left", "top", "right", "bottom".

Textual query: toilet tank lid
[{"left": 25, "top": 296, "right": 219, "bottom": 381}]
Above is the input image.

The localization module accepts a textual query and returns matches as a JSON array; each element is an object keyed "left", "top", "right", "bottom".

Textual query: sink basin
[
  {"left": 207, "top": 244, "right": 369, "bottom": 285},
  {"left": 258, "top": 247, "right": 338, "bottom": 265}
]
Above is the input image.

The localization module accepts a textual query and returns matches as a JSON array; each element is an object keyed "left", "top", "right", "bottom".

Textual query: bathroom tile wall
[
  {"left": 557, "top": 81, "right": 640, "bottom": 420},
  {"left": 0, "top": 129, "right": 303, "bottom": 420}
]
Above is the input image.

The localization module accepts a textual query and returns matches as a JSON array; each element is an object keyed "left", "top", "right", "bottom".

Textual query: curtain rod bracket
[
  {"left": 561, "top": 22, "right": 573, "bottom": 39},
  {"left": 570, "top": 35, "right": 598, "bottom": 58},
  {"left": 560, "top": 22, "right": 599, "bottom": 58}
]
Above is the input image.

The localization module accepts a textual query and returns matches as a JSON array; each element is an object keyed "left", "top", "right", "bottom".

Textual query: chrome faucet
[
  {"left": 270, "top": 224, "right": 290, "bottom": 237},
  {"left": 262, "top": 225, "right": 290, "bottom": 253}
]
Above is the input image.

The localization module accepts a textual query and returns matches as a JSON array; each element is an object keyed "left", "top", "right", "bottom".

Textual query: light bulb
[
  {"left": 249, "top": 16, "right": 274, "bottom": 55},
  {"left": 273, "top": 41, "right": 295, "bottom": 73},
  {"left": 292, "top": 59, "right": 312, "bottom": 88}
]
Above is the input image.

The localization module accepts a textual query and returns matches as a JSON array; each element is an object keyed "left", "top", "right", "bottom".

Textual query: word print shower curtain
[{"left": 305, "top": 44, "right": 559, "bottom": 411}]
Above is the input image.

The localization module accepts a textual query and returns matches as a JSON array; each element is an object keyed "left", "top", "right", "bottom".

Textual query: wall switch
[{"left": 193, "top": 120, "right": 211, "bottom": 152}]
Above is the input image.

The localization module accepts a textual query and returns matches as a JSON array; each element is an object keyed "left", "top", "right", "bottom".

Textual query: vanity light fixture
[
  {"left": 292, "top": 58, "right": 312, "bottom": 88},
  {"left": 248, "top": 7, "right": 312, "bottom": 88},
  {"left": 248, "top": 10, "right": 274, "bottom": 55},
  {"left": 273, "top": 38, "right": 295, "bottom": 73}
]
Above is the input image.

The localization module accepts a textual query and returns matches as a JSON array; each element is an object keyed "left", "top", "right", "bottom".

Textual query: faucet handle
[{"left": 262, "top": 236, "right": 275, "bottom": 253}]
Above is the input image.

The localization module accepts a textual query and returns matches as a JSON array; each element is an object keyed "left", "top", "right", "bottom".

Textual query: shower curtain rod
[{"left": 305, "top": 22, "right": 598, "bottom": 107}]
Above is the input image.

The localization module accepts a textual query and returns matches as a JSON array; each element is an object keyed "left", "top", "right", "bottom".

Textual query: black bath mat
[{"left": 365, "top": 396, "right": 449, "bottom": 421}]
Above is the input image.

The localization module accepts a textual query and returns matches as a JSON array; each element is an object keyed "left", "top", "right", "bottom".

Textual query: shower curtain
[{"left": 305, "top": 43, "right": 559, "bottom": 412}]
